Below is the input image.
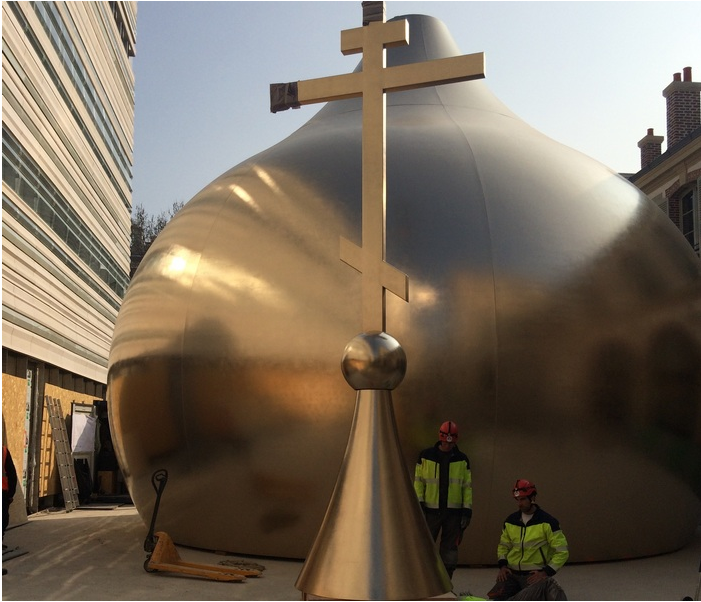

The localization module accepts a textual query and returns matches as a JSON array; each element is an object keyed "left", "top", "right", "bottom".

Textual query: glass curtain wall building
[{"left": 2, "top": 1, "right": 136, "bottom": 512}]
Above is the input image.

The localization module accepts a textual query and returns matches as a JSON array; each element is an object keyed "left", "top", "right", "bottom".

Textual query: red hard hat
[
  {"left": 513, "top": 479, "right": 537, "bottom": 499},
  {"left": 439, "top": 421, "right": 459, "bottom": 442}
]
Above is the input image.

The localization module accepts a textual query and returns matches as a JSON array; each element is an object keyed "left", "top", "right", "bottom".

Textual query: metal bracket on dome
[
  {"left": 269, "top": 81, "right": 300, "bottom": 113},
  {"left": 362, "top": 1, "right": 385, "bottom": 25}
]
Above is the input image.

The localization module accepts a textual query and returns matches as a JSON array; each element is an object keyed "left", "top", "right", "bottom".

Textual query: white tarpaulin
[{"left": 71, "top": 412, "right": 97, "bottom": 453}]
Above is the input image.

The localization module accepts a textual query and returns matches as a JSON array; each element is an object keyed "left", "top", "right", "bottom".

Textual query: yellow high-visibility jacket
[
  {"left": 497, "top": 506, "right": 569, "bottom": 576},
  {"left": 414, "top": 443, "right": 472, "bottom": 513}
]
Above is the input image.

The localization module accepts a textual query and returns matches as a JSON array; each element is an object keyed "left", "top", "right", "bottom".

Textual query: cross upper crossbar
[
  {"left": 293, "top": 53, "right": 484, "bottom": 105},
  {"left": 271, "top": 11, "right": 485, "bottom": 333}
]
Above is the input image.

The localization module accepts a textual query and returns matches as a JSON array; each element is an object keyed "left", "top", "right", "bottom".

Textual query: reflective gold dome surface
[{"left": 108, "top": 15, "right": 701, "bottom": 563}]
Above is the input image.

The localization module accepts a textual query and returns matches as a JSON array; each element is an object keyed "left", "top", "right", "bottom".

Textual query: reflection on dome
[{"left": 108, "top": 14, "right": 701, "bottom": 564}]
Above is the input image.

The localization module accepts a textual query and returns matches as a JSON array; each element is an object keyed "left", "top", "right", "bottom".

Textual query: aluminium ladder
[{"left": 44, "top": 396, "right": 80, "bottom": 511}]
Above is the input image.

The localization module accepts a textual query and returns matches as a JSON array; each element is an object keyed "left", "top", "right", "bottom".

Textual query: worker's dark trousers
[
  {"left": 424, "top": 509, "right": 462, "bottom": 578},
  {"left": 489, "top": 574, "right": 568, "bottom": 600},
  {"left": 2, "top": 497, "right": 10, "bottom": 537}
]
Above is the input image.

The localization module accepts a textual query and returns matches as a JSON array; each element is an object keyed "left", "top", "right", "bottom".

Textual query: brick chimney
[
  {"left": 637, "top": 127, "right": 664, "bottom": 169},
  {"left": 662, "top": 66, "right": 701, "bottom": 148}
]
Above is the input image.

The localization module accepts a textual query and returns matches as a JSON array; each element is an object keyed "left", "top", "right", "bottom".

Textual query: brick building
[{"left": 629, "top": 66, "right": 701, "bottom": 257}]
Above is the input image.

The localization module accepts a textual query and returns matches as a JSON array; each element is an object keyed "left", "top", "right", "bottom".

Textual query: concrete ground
[{"left": 2, "top": 503, "right": 700, "bottom": 601}]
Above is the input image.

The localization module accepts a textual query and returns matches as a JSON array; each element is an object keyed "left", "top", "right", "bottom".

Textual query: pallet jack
[{"left": 142, "top": 469, "right": 261, "bottom": 582}]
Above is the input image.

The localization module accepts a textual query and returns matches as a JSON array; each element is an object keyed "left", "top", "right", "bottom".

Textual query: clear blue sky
[{"left": 131, "top": 1, "right": 700, "bottom": 216}]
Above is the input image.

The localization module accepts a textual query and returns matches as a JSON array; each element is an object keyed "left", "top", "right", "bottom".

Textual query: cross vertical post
[{"left": 340, "top": 18, "right": 409, "bottom": 332}]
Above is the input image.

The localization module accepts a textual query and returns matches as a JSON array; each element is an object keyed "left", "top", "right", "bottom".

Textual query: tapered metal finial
[{"left": 295, "top": 332, "right": 451, "bottom": 600}]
